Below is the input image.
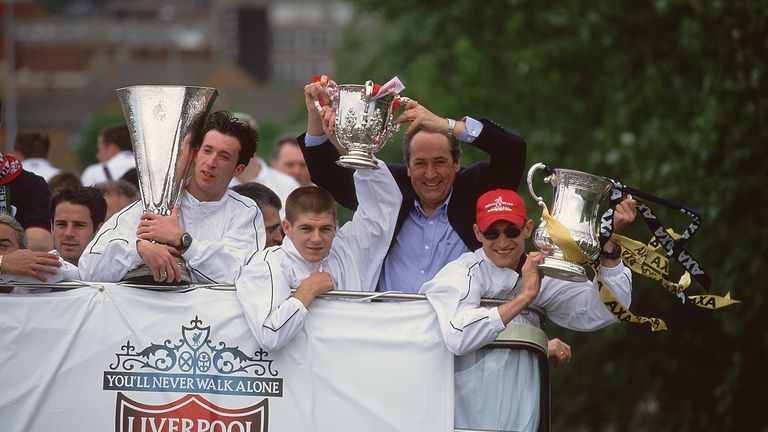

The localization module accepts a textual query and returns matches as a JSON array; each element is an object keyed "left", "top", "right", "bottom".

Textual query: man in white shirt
[
  {"left": 0, "top": 213, "right": 78, "bottom": 285},
  {"left": 79, "top": 111, "right": 266, "bottom": 285},
  {"left": 80, "top": 124, "right": 136, "bottom": 186},
  {"left": 13, "top": 131, "right": 60, "bottom": 182},
  {"left": 421, "top": 188, "right": 636, "bottom": 431},
  {"left": 236, "top": 161, "right": 401, "bottom": 352}
]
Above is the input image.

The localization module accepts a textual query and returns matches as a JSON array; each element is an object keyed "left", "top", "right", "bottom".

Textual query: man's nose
[{"left": 425, "top": 165, "right": 437, "bottom": 178}]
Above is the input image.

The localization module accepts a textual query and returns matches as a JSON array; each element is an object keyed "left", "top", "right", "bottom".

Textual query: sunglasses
[{"left": 481, "top": 225, "right": 523, "bottom": 240}]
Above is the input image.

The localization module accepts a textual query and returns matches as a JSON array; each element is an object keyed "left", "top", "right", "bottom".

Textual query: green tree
[{"left": 338, "top": 0, "right": 767, "bottom": 429}]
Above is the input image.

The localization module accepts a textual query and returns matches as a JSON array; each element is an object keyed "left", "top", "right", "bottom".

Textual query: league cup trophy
[
  {"left": 327, "top": 80, "right": 408, "bottom": 169},
  {"left": 117, "top": 85, "right": 218, "bottom": 285},
  {"left": 527, "top": 162, "right": 613, "bottom": 282}
]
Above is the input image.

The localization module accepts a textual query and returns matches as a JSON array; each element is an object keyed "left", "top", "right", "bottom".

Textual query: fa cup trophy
[
  {"left": 527, "top": 162, "right": 613, "bottom": 282},
  {"left": 118, "top": 85, "right": 218, "bottom": 284},
  {"left": 328, "top": 79, "right": 408, "bottom": 169}
]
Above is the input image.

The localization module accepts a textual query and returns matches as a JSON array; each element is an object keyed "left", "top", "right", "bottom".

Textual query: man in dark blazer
[{"left": 300, "top": 76, "right": 526, "bottom": 294}]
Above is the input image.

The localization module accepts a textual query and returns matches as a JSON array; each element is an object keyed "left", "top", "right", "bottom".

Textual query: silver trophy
[
  {"left": 117, "top": 85, "right": 218, "bottom": 284},
  {"left": 527, "top": 162, "right": 612, "bottom": 282},
  {"left": 329, "top": 80, "right": 408, "bottom": 169}
]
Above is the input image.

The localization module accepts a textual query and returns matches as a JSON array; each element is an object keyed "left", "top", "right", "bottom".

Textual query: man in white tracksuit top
[
  {"left": 421, "top": 188, "right": 637, "bottom": 431},
  {"left": 236, "top": 161, "right": 402, "bottom": 352},
  {"left": 79, "top": 111, "right": 265, "bottom": 284}
]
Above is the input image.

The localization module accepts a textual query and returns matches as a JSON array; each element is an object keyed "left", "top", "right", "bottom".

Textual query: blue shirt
[
  {"left": 378, "top": 193, "right": 470, "bottom": 293},
  {"left": 305, "top": 116, "right": 484, "bottom": 293}
]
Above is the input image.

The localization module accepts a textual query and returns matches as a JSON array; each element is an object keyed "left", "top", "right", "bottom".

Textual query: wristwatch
[
  {"left": 601, "top": 243, "right": 622, "bottom": 260},
  {"left": 446, "top": 118, "right": 456, "bottom": 138},
  {"left": 178, "top": 232, "right": 193, "bottom": 250}
]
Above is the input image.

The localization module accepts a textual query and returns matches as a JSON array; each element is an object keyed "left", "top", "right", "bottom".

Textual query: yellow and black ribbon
[
  {"left": 611, "top": 233, "right": 739, "bottom": 310},
  {"left": 536, "top": 183, "right": 739, "bottom": 331}
]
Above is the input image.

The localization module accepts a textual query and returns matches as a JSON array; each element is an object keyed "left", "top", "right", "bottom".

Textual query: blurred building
[{"left": 0, "top": 0, "right": 352, "bottom": 171}]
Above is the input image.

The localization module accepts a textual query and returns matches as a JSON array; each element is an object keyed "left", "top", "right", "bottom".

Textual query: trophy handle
[
  {"left": 527, "top": 163, "right": 549, "bottom": 211},
  {"left": 363, "top": 80, "right": 375, "bottom": 99}
]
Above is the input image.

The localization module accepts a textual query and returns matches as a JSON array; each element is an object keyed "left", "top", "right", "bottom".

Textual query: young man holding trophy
[
  {"left": 80, "top": 109, "right": 265, "bottom": 285},
  {"left": 235, "top": 82, "right": 403, "bottom": 352},
  {"left": 420, "top": 188, "right": 637, "bottom": 430}
]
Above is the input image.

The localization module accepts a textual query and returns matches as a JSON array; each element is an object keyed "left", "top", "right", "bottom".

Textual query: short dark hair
[
  {"left": 284, "top": 186, "right": 336, "bottom": 223},
  {"left": 271, "top": 135, "right": 301, "bottom": 162},
  {"left": 231, "top": 182, "right": 281, "bottom": 211},
  {"left": 50, "top": 186, "right": 107, "bottom": 228},
  {"left": 14, "top": 131, "right": 51, "bottom": 159},
  {"left": 194, "top": 111, "right": 259, "bottom": 166},
  {"left": 48, "top": 172, "right": 82, "bottom": 192},
  {"left": 94, "top": 180, "right": 139, "bottom": 201},
  {"left": 99, "top": 124, "right": 132, "bottom": 152},
  {"left": 402, "top": 128, "right": 461, "bottom": 166}
]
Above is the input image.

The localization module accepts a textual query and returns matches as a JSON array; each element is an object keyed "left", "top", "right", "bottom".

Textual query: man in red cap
[{"left": 420, "top": 188, "right": 636, "bottom": 431}]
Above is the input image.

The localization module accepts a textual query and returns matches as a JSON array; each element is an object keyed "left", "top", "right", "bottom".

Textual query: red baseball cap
[{"left": 476, "top": 189, "right": 528, "bottom": 231}]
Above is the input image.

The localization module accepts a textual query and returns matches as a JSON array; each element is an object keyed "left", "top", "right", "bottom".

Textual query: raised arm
[
  {"left": 535, "top": 198, "right": 636, "bottom": 331},
  {"left": 535, "top": 262, "right": 632, "bottom": 331},
  {"left": 462, "top": 119, "right": 527, "bottom": 193},
  {"left": 394, "top": 99, "right": 527, "bottom": 191},
  {"left": 298, "top": 133, "right": 359, "bottom": 210},
  {"left": 298, "top": 76, "right": 360, "bottom": 210},
  {"left": 335, "top": 161, "right": 402, "bottom": 291}
]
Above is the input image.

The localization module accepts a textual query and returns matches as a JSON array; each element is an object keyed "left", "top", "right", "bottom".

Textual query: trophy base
[
  {"left": 538, "top": 256, "right": 588, "bottom": 283},
  {"left": 336, "top": 149, "right": 380, "bottom": 170},
  {"left": 122, "top": 257, "right": 192, "bottom": 287}
]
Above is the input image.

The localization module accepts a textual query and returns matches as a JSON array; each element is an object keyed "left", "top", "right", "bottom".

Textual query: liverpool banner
[{"left": 0, "top": 285, "right": 454, "bottom": 431}]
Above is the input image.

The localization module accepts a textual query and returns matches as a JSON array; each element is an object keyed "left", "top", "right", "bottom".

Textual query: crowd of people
[{"left": 0, "top": 76, "right": 638, "bottom": 430}]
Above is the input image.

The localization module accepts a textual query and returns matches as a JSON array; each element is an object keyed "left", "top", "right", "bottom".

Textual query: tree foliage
[{"left": 337, "top": 1, "right": 767, "bottom": 429}]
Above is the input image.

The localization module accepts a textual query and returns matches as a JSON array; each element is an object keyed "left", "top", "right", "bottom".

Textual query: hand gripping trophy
[
  {"left": 527, "top": 162, "right": 613, "bottom": 282},
  {"left": 118, "top": 85, "right": 218, "bottom": 285},
  {"left": 323, "top": 77, "right": 409, "bottom": 169}
]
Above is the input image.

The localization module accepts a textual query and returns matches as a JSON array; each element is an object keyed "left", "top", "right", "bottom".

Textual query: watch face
[{"left": 181, "top": 233, "right": 192, "bottom": 248}]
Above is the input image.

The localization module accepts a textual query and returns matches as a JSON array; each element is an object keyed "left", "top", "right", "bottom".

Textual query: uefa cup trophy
[
  {"left": 527, "top": 162, "right": 613, "bottom": 282},
  {"left": 328, "top": 80, "right": 408, "bottom": 169},
  {"left": 117, "top": 85, "right": 218, "bottom": 284}
]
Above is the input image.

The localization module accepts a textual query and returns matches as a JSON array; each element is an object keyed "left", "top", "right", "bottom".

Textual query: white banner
[{"left": 0, "top": 285, "right": 453, "bottom": 431}]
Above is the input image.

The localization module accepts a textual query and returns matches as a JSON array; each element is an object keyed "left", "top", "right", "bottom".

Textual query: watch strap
[
  {"left": 446, "top": 118, "right": 456, "bottom": 138},
  {"left": 601, "top": 243, "right": 622, "bottom": 260}
]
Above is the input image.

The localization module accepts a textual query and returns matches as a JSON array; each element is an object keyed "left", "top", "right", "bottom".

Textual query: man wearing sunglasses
[{"left": 420, "top": 188, "right": 636, "bottom": 430}]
